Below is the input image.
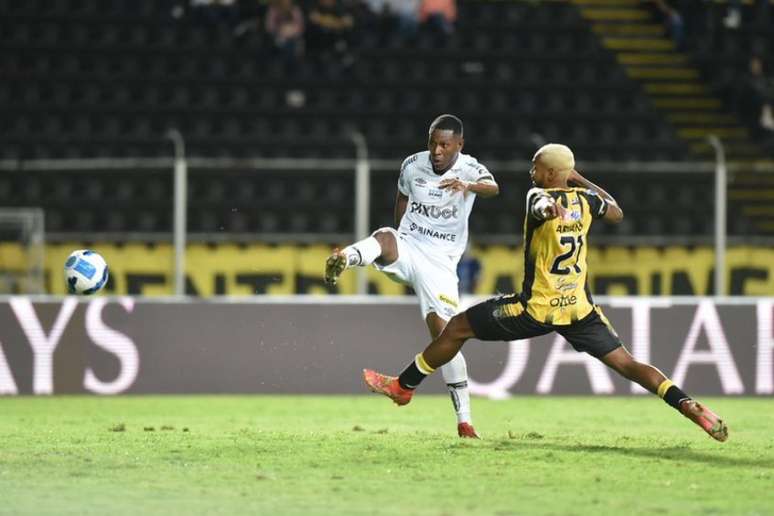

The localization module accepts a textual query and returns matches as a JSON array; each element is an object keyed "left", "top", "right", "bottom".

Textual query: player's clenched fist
[{"left": 533, "top": 193, "right": 566, "bottom": 220}]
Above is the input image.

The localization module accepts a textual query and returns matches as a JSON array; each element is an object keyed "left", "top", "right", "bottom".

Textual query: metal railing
[
  {"left": 0, "top": 208, "right": 45, "bottom": 294},
  {"left": 2, "top": 137, "right": 773, "bottom": 296}
]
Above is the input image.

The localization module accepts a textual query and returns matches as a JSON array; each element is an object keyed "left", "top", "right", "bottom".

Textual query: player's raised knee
[
  {"left": 371, "top": 227, "right": 396, "bottom": 242},
  {"left": 371, "top": 228, "right": 398, "bottom": 262},
  {"left": 445, "top": 312, "right": 474, "bottom": 340}
]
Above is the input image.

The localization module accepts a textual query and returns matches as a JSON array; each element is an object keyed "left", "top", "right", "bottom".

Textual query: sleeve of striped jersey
[
  {"left": 526, "top": 187, "right": 551, "bottom": 220},
  {"left": 582, "top": 189, "right": 608, "bottom": 219}
]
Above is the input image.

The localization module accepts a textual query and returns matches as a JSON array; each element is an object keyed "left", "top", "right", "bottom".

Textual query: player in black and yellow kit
[{"left": 363, "top": 143, "right": 729, "bottom": 442}]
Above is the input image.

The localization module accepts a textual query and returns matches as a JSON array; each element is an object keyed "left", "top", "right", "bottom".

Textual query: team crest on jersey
[{"left": 562, "top": 210, "right": 581, "bottom": 222}]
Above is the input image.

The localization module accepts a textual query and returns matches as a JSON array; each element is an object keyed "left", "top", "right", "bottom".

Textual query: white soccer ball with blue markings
[{"left": 64, "top": 249, "right": 109, "bottom": 295}]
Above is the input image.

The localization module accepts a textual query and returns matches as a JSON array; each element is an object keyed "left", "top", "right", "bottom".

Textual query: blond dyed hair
[{"left": 533, "top": 143, "right": 575, "bottom": 179}]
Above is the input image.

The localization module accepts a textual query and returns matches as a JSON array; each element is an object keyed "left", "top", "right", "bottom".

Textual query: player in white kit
[{"left": 324, "top": 114, "right": 499, "bottom": 438}]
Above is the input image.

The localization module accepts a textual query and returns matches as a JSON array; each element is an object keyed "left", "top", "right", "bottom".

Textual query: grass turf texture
[{"left": 1, "top": 396, "right": 772, "bottom": 516}]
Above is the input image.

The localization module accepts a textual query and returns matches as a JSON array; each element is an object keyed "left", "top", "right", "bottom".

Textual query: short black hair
[{"left": 429, "top": 114, "right": 463, "bottom": 137}]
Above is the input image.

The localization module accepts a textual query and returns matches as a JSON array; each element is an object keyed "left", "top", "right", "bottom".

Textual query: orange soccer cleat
[
  {"left": 362, "top": 369, "right": 414, "bottom": 406},
  {"left": 679, "top": 400, "right": 728, "bottom": 442},
  {"left": 457, "top": 422, "right": 481, "bottom": 439}
]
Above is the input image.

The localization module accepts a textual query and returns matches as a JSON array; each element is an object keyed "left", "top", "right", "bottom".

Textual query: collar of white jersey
[{"left": 429, "top": 152, "right": 461, "bottom": 176}]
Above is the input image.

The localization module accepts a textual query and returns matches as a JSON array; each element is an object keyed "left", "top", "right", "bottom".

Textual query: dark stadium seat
[{"left": 0, "top": 0, "right": 752, "bottom": 237}]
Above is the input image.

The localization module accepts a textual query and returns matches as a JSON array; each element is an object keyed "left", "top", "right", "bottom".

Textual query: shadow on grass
[{"left": 491, "top": 440, "right": 774, "bottom": 469}]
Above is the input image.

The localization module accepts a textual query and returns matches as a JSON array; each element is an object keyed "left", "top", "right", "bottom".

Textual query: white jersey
[{"left": 397, "top": 151, "right": 494, "bottom": 262}]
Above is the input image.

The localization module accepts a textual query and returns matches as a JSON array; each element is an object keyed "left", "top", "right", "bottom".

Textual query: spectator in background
[
  {"left": 360, "top": 0, "right": 386, "bottom": 19},
  {"left": 654, "top": 0, "right": 685, "bottom": 50},
  {"left": 420, "top": 0, "right": 457, "bottom": 36},
  {"left": 233, "top": 0, "right": 267, "bottom": 38},
  {"left": 265, "top": 0, "right": 305, "bottom": 65},
  {"left": 190, "top": 0, "right": 240, "bottom": 26},
  {"left": 387, "top": 0, "right": 421, "bottom": 39},
  {"left": 723, "top": 0, "right": 742, "bottom": 29},
  {"left": 358, "top": 0, "right": 387, "bottom": 36},
  {"left": 307, "top": 0, "right": 355, "bottom": 63},
  {"left": 361, "top": 0, "right": 420, "bottom": 41},
  {"left": 745, "top": 56, "right": 774, "bottom": 133},
  {"left": 724, "top": 0, "right": 771, "bottom": 29}
]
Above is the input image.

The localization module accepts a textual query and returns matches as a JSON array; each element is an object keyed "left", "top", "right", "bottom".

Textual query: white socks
[
  {"left": 342, "top": 234, "right": 473, "bottom": 425},
  {"left": 342, "top": 236, "right": 383, "bottom": 267},
  {"left": 441, "top": 352, "right": 472, "bottom": 424}
]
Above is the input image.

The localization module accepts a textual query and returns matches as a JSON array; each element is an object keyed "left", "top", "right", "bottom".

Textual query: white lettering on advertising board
[
  {"left": 10, "top": 297, "right": 78, "bottom": 394},
  {"left": 84, "top": 297, "right": 138, "bottom": 394},
  {"left": 672, "top": 300, "right": 743, "bottom": 394},
  {"left": 756, "top": 299, "right": 774, "bottom": 394},
  {"left": 1, "top": 298, "right": 138, "bottom": 394}
]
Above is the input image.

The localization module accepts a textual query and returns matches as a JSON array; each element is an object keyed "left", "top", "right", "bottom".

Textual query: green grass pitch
[{"left": 1, "top": 396, "right": 772, "bottom": 515}]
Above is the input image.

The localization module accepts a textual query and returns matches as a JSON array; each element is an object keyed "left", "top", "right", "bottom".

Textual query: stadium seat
[{"left": 0, "top": 0, "right": 753, "bottom": 238}]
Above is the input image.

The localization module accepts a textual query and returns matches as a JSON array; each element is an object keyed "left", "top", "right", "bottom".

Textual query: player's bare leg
[
  {"left": 601, "top": 347, "right": 728, "bottom": 442},
  {"left": 426, "top": 313, "right": 479, "bottom": 439},
  {"left": 364, "top": 312, "right": 474, "bottom": 403},
  {"left": 420, "top": 312, "right": 475, "bottom": 367},
  {"left": 324, "top": 229, "right": 398, "bottom": 285}
]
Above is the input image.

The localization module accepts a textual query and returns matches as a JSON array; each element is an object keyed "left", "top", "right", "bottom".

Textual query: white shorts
[{"left": 372, "top": 228, "right": 460, "bottom": 321}]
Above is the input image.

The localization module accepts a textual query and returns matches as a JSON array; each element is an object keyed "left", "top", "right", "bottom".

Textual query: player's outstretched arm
[
  {"left": 468, "top": 179, "right": 499, "bottom": 198},
  {"left": 568, "top": 169, "right": 623, "bottom": 223},
  {"left": 439, "top": 178, "right": 499, "bottom": 198}
]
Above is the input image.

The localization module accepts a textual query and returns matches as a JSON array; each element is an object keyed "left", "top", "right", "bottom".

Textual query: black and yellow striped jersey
[{"left": 521, "top": 187, "right": 608, "bottom": 325}]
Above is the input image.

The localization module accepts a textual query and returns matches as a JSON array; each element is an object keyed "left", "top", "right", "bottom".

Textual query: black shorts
[{"left": 465, "top": 294, "right": 622, "bottom": 359}]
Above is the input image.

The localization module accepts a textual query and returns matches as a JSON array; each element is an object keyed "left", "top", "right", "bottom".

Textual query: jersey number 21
[{"left": 550, "top": 235, "right": 584, "bottom": 275}]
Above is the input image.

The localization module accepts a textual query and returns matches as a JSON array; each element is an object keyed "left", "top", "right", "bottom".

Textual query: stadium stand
[{"left": 0, "top": 0, "right": 770, "bottom": 237}]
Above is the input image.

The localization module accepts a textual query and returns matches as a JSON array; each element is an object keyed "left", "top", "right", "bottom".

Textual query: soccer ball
[{"left": 64, "top": 249, "right": 109, "bottom": 295}]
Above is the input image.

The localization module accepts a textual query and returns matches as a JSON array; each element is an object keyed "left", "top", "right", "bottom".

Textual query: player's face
[
  {"left": 530, "top": 159, "right": 549, "bottom": 187},
  {"left": 428, "top": 129, "right": 463, "bottom": 172}
]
